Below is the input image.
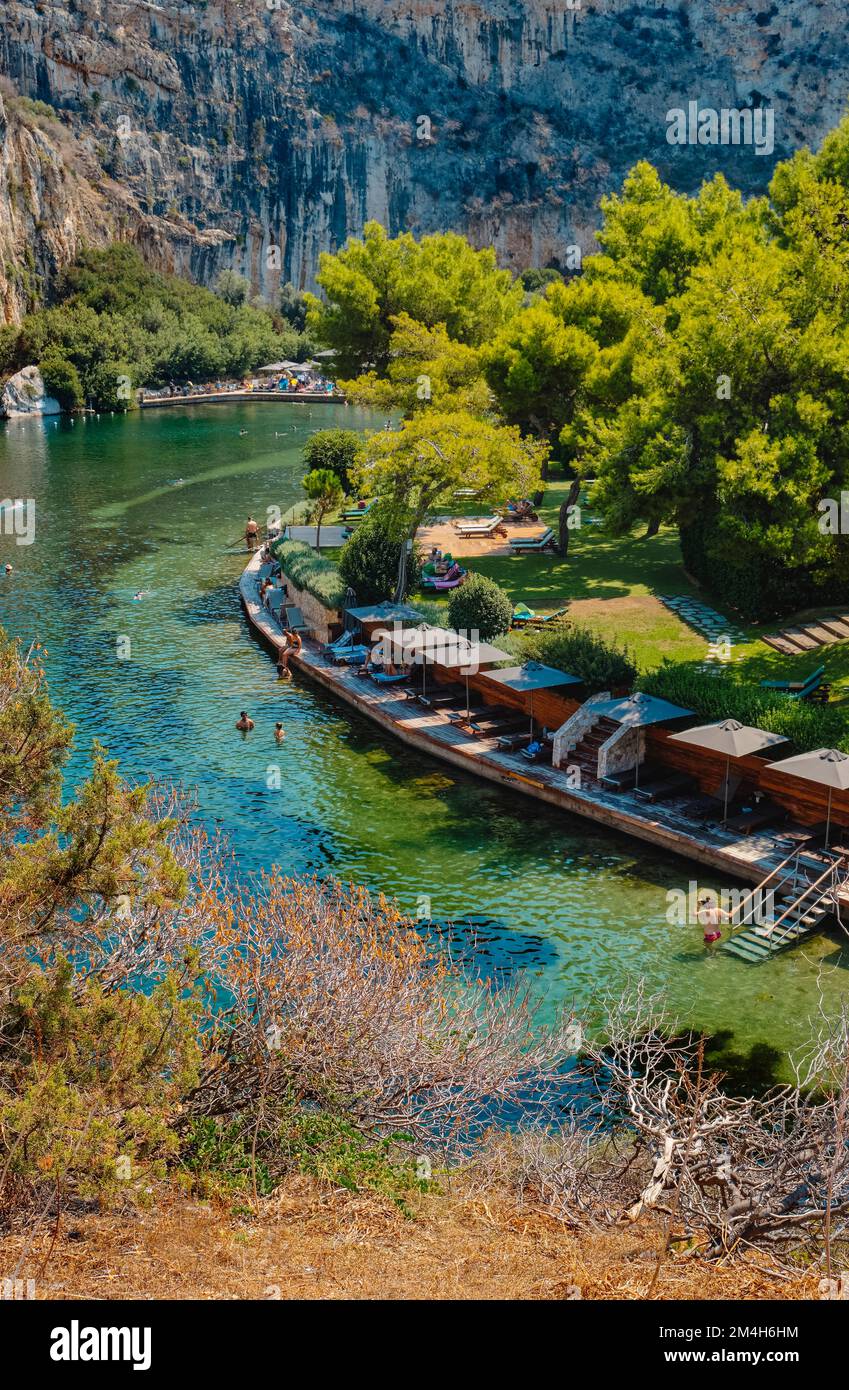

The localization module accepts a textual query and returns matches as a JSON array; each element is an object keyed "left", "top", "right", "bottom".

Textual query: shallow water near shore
[{"left": 2, "top": 402, "right": 848, "bottom": 1081}]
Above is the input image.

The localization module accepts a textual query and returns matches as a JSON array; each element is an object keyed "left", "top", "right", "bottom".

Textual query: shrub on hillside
[
  {"left": 273, "top": 539, "right": 347, "bottom": 610},
  {"left": 338, "top": 517, "right": 421, "bottom": 605},
  {"left": 38, "top": 352, "right": 83, "bottom": 410},
  {"left": 517, "top": 624, "right": 637, "bottom": 694},
  {"left": 447, "top": 572, "right": 513, "bottom": 641},
  {"left": 642, "top": 663, "right": 849, "bottom": 752}
]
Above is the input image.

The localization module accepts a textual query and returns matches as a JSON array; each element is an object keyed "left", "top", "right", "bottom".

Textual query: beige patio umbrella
[
  {"left": 667, "top": 719, "right": 788, "bottom": 823},
  {"left": 372, "top": 626, "right": 510, "bottom": 704},
  {"left": 767, "top": 747, "right": 849, "bottom": 849}
]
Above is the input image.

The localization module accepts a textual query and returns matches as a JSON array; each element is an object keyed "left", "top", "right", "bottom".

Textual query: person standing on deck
[{"left": 245, "top": 517, "right": 259, "bottom": 551}]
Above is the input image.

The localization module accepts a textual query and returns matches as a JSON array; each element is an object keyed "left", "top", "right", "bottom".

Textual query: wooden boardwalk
[{"left": 239, "top": 551, "right": 824, "bottom": 902}]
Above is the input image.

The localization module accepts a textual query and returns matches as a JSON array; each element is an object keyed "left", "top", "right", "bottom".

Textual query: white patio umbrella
[
  {"left": 667, "top": 719, "right": 788, "bottom": 823},
  {"left": 767, "top": 747, "right": 849, "bottom": 849}
]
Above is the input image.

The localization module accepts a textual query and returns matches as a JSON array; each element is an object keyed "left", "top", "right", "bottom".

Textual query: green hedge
[
  {"left": 272, "top": 539, "right": 347, "bottom": 610},
  {"left": 642, "top": 664, "right": 849, "bottom": 753},
  {"left": 505, "top": 624, "right": 637, "bottom": 696}
]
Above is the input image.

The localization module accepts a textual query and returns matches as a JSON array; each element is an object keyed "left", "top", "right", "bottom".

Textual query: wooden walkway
[{"left": 238, "top": 551, "right": 827, "bottom": 904}]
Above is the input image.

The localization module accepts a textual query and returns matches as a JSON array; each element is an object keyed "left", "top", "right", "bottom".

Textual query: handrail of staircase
[
  {"left": 726, "top": 847, "right": 804, "bottom": 935},
  {"left": 759, "top": 861, "right": 838, "bottom": 950}
]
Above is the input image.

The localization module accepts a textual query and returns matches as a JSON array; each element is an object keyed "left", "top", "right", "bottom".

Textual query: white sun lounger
[{"left": 453, "top": 515, "right": 504, "bottom": 538}]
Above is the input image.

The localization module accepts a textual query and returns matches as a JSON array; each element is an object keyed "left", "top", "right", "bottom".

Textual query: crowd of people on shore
[{"left": 139, "top": 369, "right": 337, "bottom": 403}]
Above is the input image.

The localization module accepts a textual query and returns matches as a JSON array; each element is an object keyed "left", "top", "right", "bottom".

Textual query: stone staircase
[{"left": 565, "top": 716, "right": 620, "bottom": 782}]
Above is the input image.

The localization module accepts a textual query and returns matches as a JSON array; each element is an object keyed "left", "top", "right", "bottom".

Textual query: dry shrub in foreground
[
  {"left": 475, "top": 984, "right": 849, "bottom": 1273},
  {"left": 189, "top": 873, "right": 578, "bottom": 1151}
]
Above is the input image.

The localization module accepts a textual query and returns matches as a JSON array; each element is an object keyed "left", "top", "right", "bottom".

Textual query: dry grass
[{"left": 0, "top": 1180, "right": 819, "bottom": 1301}]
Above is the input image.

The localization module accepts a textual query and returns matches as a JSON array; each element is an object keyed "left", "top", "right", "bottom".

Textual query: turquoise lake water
[{"left": 1, "top": 401, "right": 847, "bottom": 1079}]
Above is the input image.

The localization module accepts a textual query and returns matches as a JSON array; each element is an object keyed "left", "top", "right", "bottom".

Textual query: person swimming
[
  {"left": 235, "top": 711, "right": 255, "bottom": 731},
  {"left": 133, "top": 590, "right": 151, "bottom": 601},
  {"left": 274, "top": 722, "right": 285, "bottom": 742}
]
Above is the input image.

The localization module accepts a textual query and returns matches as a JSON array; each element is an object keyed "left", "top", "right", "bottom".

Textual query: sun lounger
[
  {"left": 511, "top": 603, "right": 569, "bottom": 628},
  {"left": 341, "top": 501, "right": 374, "bottom": 521},
  {"left": 417, "top": 685, "right": 466, "bottom": 708},
  {"left": 521, "top": 739, "right": 553, "bottom": 764},
  {"left": 447, "top": 701, "right": 502, "bottom": 725},
  {"left": 599, "top": 764, "right": 662, "bottom": 793},
  {"left": 497, "top": 730, "right": 534, "bottom": 751},
  {"left": 508, "top": 527, "right": 556, "bottom": 553},
  {"left": 761, "top": 665, "right": 825, "bottom": 700},
  {"left": 284, "top": 606, "right": 308, "bottom": 632},
  {"left": 774, "top": 820, "right": 828, "bottom": 848},
  {"left": 421, "top": 563, "right": 467, "bottom": 590},
  {"left": 453, "top": 515, "right": 508, "bottom": 539},
  {"left": 465, "top": 714, "right": 528, "bottom": 738},
  {"left": 330, "top": 644, "right": 370, "bottom": 665},
  {"left": 266, "top": 591, "right": 285, "bottom": 621},
  {"left": 322, "top": 631, "right": 355, "bottom": 656},
  {"left": 370, "top": 670, "right": 412, "bottom": 685},
  {"left": 724, "top": 802, "right": 788, "bottom": 835},
  {"left": 761, "top": 664, "right": 825, "bottom": 691},
  {"left": 632, "top": 771, "right": 697, "bottom": 803}
]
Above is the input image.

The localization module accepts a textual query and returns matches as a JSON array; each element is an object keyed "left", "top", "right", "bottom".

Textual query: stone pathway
[{"left": 659, "top": 595, "right": 746, "bottom": 670}]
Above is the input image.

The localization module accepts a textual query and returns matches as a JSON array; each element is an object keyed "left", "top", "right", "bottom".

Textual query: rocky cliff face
[{"left": 1, "top": 0, "right": 847, "bottom": 321}]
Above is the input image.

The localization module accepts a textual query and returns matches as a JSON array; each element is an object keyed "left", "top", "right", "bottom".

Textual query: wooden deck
[{"left": 239, "top": 551, "right": 831, "bottom": 899}]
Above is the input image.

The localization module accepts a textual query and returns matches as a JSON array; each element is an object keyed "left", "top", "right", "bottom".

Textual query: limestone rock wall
[{"left": 1, "top": 0, "right": 847, "bottom": 320}]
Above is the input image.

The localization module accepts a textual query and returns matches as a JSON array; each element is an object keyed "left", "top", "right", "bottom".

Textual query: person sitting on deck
[
  {"left": 235, "top": 711, "right": 255, "bottom": 731},
  {"left": 259, "top": 578, "right": 273, "bottom": 603},
  {"left": 276, "top": 630, "right": 302, "bottom": 678},
  {"left": 245, "top": 517, "right": 259, "bottom": 551}
]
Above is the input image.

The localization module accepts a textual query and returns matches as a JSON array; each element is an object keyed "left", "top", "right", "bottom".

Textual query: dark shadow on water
[{"left": 702, "top": 1031, "right": 786, "bottom": 1097}]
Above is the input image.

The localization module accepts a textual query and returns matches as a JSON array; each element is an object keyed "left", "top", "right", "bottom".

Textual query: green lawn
[
  {"left": 416, "top": 479, "right": 708, "bottom": 672},
  {"left": 322, "top": 478, "right": 849, "bottom": 701}
]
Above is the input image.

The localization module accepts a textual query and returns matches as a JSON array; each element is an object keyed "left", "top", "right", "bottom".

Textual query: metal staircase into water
[{"left": 722, "top": 849, "right": 848, "bottom": 961}]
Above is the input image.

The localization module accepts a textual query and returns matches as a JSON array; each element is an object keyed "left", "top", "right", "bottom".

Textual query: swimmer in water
[
  {"left": 133, "top": 590, "right": 150, "bottom": 601},
  {"left": 274, "top": 722, "right": 285, "bottom": 742},
  {"left": 4, "top": 564, "right": 12, "bottom": 575},
  {"left": 235, "top": 711, "right": 255, "bottom": 731}
]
